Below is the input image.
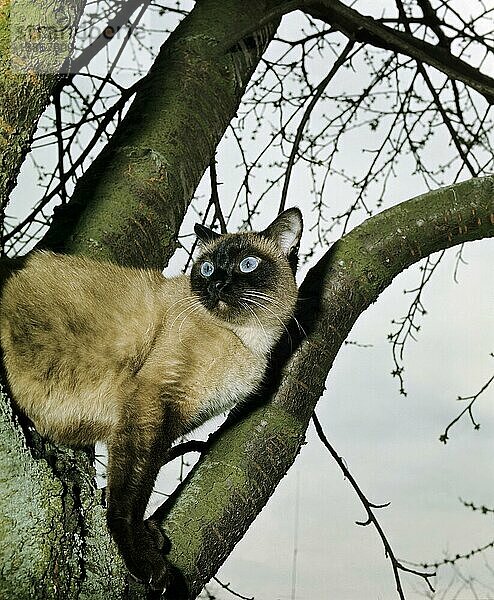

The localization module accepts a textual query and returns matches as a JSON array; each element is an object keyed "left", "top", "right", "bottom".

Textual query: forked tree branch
[
  {"left": 153, "top": 175, "right": 494, "bottom": 599},
  {"left": 221, "top": 0, "right": 494, "bottom": 104}
]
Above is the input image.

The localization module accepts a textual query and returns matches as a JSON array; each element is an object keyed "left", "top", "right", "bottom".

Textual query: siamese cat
[{"left": 0, "top": 208, "right": 303, "bottom": 591}]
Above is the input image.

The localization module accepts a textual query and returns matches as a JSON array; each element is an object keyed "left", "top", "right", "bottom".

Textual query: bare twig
[
  {"left": 403, "top": 540, "right": 494, "bottom": 571},
  {"left": 312, "top": 412, "right": 436, "bottom": 598},
  {"left": 211, "top": 577, "right": 254, "bottom": 600},
  {"left": 164, "top": 440, "right": 209, "bottom": 465},
  {"left": 278, "top": 40, "right": 355, "bottom": 213},
  {"left": 387, "top": 252, "right": 445, "bottom": 396},
  {"left": 460, "top": 498, "right": 494, "bottom": 515},
  {"left": 210, "top": 160, "right": 227, "bottom": 234},
  {"left": 440, "top": 364, "right": 494, "bottom": 443}
]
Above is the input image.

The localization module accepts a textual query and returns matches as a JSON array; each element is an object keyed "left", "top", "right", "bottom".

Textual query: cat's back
[
  {"left": 0, "top": 251, "right": 181, "bottom": 442},
  {"left": 1, "top": 251, "right": 158, "bottom": 313},
  {"left": 1, "top": 251, "right": 181, "bottom": 361}
]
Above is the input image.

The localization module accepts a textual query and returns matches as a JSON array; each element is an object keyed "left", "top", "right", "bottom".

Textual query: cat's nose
[
  {"left": 214, "top": 280, "right": 228, "bottom": 292},
  {"left": 208, "top": 278, "right": 229, "bottom": 295}
]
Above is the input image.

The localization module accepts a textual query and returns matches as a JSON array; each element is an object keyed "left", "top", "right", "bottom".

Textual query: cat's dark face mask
[
  {"left": 190, "top": 236, "right": 280, "bottom": 325},
  {"left": 190, "top": 208, "right": 302, "bottom": 326}
]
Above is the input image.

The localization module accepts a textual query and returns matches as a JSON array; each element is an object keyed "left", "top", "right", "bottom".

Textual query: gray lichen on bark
[
  {"left": 0, "top": 384, "right": 131, "bottom": 600},
  {"left": 0, "top": 385, "right": 66, "bottom": 597},
  {"left": 0, "top": 0, "right": 86, "bottom": 208}
]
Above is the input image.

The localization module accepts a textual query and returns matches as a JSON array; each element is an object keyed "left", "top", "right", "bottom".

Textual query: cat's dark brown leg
[{"left": 105, "top": 402, "right": 177, "bottom": 591}]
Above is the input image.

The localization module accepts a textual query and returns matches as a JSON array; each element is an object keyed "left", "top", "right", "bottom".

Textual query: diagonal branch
[
  {"left": 222, "top": 0, "right": 494, "bottom": 104},
  {"left": 40, "top": 0, "right": 281, "bottom": 269},
  {"left": 440, "top": 367, "right": 494, "bottom": 443},
  {"left": 67, "top": 0, "right": 151, "bottom": 75},
  {"left": 154, "top": 175, "right": 494, "bottom": 598},
  {"left": 279, "top": 39, "right": 355, "bottom": 213},
  {"left": 301, "top": 0, "right": 494, "bottom": 104},
  {"left": 312, "top": 412, "right": 435, "bottom": 598}
]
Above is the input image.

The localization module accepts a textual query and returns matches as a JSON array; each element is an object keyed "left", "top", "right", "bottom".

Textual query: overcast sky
[{"left": 8, "top": 2, "right": 494, "bottom": 599}]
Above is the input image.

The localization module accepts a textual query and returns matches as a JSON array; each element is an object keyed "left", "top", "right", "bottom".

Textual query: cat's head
[{"left": 190, "top": 208, "right": 303, "bottom": 329}]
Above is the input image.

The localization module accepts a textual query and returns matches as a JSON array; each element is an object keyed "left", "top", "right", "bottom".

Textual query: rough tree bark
[
  {"left": 157, "top": 175, "right": 494, "bottom": 597},
  {"left": 0, "top": 1, "right": 493, "bottom": 599},
  {"left": 0, "top": 0, "right": 86, "bottom": 208}
]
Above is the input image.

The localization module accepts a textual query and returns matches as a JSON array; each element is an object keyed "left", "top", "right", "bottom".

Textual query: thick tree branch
[
  {"left": 0, "top": 0, "right": 86, "bottom": 208},
  {"left": 301, "top": 0, "right": 494, "bottom": 104},
  {"left": 40, "top": 0, "right": 280, "bottom": 269},
  {"left": 222, "top": 0, "right": 494, "bottom": 104},
  {"left": 154, "top": 176, "right": 494, "bottom": 598}
]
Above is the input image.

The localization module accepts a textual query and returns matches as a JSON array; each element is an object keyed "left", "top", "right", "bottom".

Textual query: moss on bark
[
  {"left": 0, "top": 0, "right": 85, "bottom": 207},
  {"left": 41, "top": 0, "right": 279, "bottom": 270}
]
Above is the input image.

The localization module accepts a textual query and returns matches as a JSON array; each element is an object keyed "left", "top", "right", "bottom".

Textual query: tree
[{"left": 0, "top": 1, "right": 492, "bottom": 599}]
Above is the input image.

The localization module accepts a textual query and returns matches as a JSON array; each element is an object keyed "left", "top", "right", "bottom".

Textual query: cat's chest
[{"left": 182, "top": 342, "right": 267, "bottom": 427}]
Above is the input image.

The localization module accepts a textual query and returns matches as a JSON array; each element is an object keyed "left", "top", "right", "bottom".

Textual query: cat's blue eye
[
  {"left": 200, "top": 261, "right": 214, "bottom": 277},
  {"left": 239, "top": 256, "right": 259, "bottom": 273}
]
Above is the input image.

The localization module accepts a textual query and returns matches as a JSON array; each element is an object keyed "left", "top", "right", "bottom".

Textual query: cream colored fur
[{"left": 0, "top": 250, "right": 296, "bottom": 444}]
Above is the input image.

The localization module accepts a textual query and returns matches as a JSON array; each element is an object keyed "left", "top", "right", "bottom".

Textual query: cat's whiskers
[
  {"left": 163, "top": 295, "right": 202, "bottom": 320},
  {"left": 244, "top": 289, "right": 298, "bottom": 302},
  {"left": 243, "top": 290, "right": 306, "bottom": 338},
  {"left": 167, "top": 297, "right": 204, "bottom": 337},
  {"left": 241, "top": 296, "right": 294, "bottom": 352},
  {"left": 238, "top": 300, "right": 271, "bottom": 354},
  {"left": 177, "top": 301, "right": 203, "bottom": 345}
]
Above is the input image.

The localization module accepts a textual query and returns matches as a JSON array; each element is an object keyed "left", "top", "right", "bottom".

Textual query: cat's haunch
[{"left": 0, "top": 207, "right": 303, "bottom": 591}]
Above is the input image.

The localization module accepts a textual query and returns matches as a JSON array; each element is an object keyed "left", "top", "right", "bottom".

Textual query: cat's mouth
[
  {"left": 212, "top": 298, "right": 234, "bottom": 319},
  {"left": 195, "top": 288, "right": 249, "bottom": 324},
  {"left": 202, "top": 295, "right": 238, "bottom": 322},
  {"left": 216, "top": 300, "right": 228, "bottom": 312}
]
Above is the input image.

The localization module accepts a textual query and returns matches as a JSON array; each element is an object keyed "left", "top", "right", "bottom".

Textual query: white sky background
[{"left": 7, "top": 1, "right": 494, "bottom": 599}]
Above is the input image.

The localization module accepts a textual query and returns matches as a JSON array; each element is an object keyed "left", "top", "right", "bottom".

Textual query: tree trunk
[
  {"left": 0, "top": 388, "right": 134, "bottom": 599},
  {"left": 0, "top": 0, "right": 86, "bottom": 208}
]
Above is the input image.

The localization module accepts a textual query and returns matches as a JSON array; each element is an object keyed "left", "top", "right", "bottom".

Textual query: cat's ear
[
  {"left": 262, "top": 208, "right": 303, "bottom": 256},
  {"left": 194, "top": 223, "right": 221, "bottom": 245}
]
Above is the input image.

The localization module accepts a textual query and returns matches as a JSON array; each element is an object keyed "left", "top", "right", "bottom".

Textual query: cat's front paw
[
  {"left": 123, "top": 524, "right": 172, "bottom": 591},
  {"left": 128, "top": 546, "right": 171, "bottom": 590}
]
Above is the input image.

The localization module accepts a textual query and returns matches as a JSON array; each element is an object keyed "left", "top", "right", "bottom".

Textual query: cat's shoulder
[
  {"left": 11, "top": 250, "right": 163, "bottom": 283},
  {"left": 1, "top": 251, "right": 170, "bottom": 308}
]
